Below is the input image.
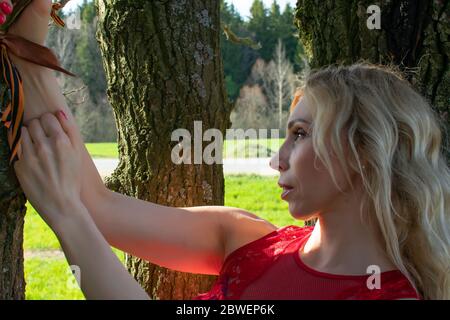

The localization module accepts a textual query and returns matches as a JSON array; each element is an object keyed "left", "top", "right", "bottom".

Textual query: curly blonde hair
[{"left": 290, "top": 62, "right": 450, "bottom": 299}]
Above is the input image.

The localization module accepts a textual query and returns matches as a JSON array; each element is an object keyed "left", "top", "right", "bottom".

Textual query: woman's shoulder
[
  {"left": 222, "top": 216, "right": 277, "bottom": 264},
  {"left": 222, "top": 218, "right": 312, "bottom": 268}
]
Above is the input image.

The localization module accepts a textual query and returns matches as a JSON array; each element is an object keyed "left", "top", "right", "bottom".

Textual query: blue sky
[{"left": 63, "top": 0, "right": 297, "bottom": 20}]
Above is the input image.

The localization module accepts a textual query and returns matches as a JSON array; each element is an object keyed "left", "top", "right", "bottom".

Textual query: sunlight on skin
[{"left": 271, "top": 96, "right": 397, "bottom": 275}]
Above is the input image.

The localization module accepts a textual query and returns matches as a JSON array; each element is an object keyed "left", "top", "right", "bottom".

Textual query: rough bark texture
[
  {"left": 295, "top": 0, "right": 449, "bottom": 162},
  {"left": 95, "top": 0, "right": 233, "bottom": 299},
  {"left": 0, "top": 140, "right": 26, "bottom": 299}
]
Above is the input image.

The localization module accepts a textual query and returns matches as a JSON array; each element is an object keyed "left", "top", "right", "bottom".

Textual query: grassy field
[
  {"left": 24, "top": 202, "right": 126, "bottom": 300},
  {"left": 85, "top": 139, "right": 284, "bottom": 159},
  {"left": 24, "top": 174, "right": 302, "bottom": 300}
]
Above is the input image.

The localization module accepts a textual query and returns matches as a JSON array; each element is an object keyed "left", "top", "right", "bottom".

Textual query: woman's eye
[{"left": 293, "top": 129, "right": 308, "bottom": 141}]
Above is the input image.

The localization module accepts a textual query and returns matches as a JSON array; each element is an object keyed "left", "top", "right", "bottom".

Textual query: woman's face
[{"left": 270, "top": 96, "right": 358, "bottom": 220}]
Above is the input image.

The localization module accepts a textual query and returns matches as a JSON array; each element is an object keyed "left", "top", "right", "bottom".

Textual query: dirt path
[
  {"left": 93, "top": 157, "right": 278, "bottom": 179},
  {"left": 24, "top": 249, "right": 65, "bottom": 260}
]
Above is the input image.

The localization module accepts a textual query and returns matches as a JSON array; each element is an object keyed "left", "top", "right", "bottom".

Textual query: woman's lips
[
  {"left": 281, "top": 187, "right": 294, "bottom": 200},
  {"left": 278, "top": 182, "right": 294, "bottom": 200}
]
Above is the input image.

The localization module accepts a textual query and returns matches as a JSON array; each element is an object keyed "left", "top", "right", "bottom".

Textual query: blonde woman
[{"left": 8, "top": 1, "right": 449, "bottom": 300}]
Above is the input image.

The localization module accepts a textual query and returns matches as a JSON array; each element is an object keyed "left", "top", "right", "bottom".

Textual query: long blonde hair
[{"left": 292, "top": 62, "right": 450, "bottom": 299}]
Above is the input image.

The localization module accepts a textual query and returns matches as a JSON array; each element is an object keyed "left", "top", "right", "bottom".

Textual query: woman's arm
[
  {"left": 54, "top": 200, "right": 150, "bottom": 300},
  {"left": 19, "top": 67, "right": 107, "bottom": 203},
  {"left": 88, "top": 191, "right": 276, "bottom": 276},
  {"left": 22, "top": 70, "right": 277, "bottom": 277},
  {"left": 12, "top": 16, "right": 276, "bottom": 277},
  {"left": 25, "top": 113, "right": 262, "bottom": 274},
  {"left": 13, "top": 107, "right": 149, "bottom": 300},
  {"left": 14, "top": 49, "right": 221, "bottom": 275}
]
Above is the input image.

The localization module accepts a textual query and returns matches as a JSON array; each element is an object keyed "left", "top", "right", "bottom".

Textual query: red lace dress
[{"left": 194, "top": 225, "right": 422, "bottom": 300}]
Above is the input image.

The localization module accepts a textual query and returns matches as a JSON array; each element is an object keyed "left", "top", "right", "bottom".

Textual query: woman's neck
[{"left": 301, "top": 196, "right": 396, "bottom": 275}]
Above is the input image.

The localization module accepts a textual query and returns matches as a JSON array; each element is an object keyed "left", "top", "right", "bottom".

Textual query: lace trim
[{"left": 195, "top": 225, "right": 311, "bottom": 300}]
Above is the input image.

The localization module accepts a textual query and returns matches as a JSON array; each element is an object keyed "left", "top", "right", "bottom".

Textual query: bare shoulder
[{"left": 220, "top": 207, "right": 278, "bottom": 262}]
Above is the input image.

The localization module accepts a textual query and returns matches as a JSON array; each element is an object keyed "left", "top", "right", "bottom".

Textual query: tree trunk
[
  {"left": 0, "top": 145, "right": 26, "bottom": 299},
  {"left": 95, "top": 0, "right": 232, "bottom": 299},
  {"left": 295, "top": 0, "right": 449, "bottom": 162}
]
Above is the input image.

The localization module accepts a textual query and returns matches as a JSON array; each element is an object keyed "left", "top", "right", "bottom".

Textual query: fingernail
[
  {"left": 59, "top": 110, "right": 68, "bottom": 120},
  {"left": 0, "top": 2, "right": 12, "bottom": 15},
  {"left": 0, "top": 14, "right": 5, "bottom": 25}
]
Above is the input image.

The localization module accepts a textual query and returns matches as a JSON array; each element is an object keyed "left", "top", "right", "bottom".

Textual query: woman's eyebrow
[{"left": 288, "top": 118, "right": 311, "bottom": 130}]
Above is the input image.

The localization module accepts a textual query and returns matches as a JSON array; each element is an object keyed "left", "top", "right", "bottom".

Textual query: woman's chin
[{"left": 288, "top": 202, "right": 317, "bottom": 221}]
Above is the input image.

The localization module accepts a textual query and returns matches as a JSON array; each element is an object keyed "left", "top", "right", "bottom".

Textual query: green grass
[
  {"left": 85, "top": 139, "right": 284, "bottom": 159},
  {"left": 225, "top": 174, "right": 303, "bottom": 228},
  {"left": 24, "top": 203, "right": 126, "bottom": 300},
  {"left": 85, "top": 143, "right": 118, "bottom": 158},
  {"left": 24, "top": 174, "right": 298, "bottom": 300},
  {"left": 25, "top": 258, "right": 85, "bottom": 300},
  {"left": 24, "top": 202, "right": 60, "bottom": 250}
]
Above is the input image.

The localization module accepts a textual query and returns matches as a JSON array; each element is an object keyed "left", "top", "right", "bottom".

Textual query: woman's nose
[{"left": 269, "top": 153, "right": 288, "bottom": 172}]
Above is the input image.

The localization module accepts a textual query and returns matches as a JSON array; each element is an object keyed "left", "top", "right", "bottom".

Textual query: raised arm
[
  {"left": 55, "top": 201, "right": 150, "bottom": 300},
  {"left": 6, "top": 0, "right": 107, "bottom": 206},
  {"left": 10, "top": 0, "right": 277, "bottom": 277},
  {"left": 13, "top": 101, "right": 149, "bottom": 300},
  {"left": 88, "top": 190, "right": 277, "bottom": 275}
]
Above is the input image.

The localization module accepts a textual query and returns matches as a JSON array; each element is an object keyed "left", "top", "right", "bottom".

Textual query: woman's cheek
[
  {"left": 289, "top": 143, "right": 335, "bottom": 218},
  {"left": 291, "top": 141, "right": 322, "bottom": 185}
]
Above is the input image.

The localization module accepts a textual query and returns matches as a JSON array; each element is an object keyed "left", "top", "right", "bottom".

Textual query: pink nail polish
[
  {"left": 59, "top": 110, "right": 68, "bottom": 120},
  {"left": 0, "top": 2, "right": 12, "bottom": 15}
]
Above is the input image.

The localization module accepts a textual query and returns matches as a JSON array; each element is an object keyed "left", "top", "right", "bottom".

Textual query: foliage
[
  {"left": 47, "top": 0, "right": 304, "bottom": 140},
  {"left": 221, "top": 0, "right": 304, "bottom": 101}
]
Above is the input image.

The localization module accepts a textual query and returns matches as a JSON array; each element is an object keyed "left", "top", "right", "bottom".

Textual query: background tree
[
  {"left": 248, "top": 0, "right": 270, "bottom": 58},
  {"left": 232, "top": 40, "right": 302, "bottom": 135},
  {"left": 47, "top": 0, "right": 117, "bottom": 143},
  {"left": 220, "top": 0, "right": 258, "bottom": 101},
  {"left": 230, "top": 84, "right": 270, "bottom": 131},
  {"left": 263, "top": 39, "right": 299, "bottom": 133},
  {"left": 95, "top": 0, "right": 233, "bottom": 299},
  {"left": 45, "top": 1, "right": 304, "bottom": 139},
  {"left": 221, "top": 0, "right": 304, "bottom": 102},
  {"left": 295, "top": 0, "right": 449, "bottom": 162}
]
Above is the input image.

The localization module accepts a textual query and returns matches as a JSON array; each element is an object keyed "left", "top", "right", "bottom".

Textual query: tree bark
[
  {"left": 0, "top": 144, "right": 26, "bottom": 299},
  {"left": 95, "top": 0, "right": 232, "bottom": 299},
  {"left": 295, "top": 0, "right": 449, "bottom": 162}
]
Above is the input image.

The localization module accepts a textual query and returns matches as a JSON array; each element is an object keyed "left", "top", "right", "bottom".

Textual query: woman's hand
[{"left": 13, "top": 110, "right": 85, "bottom": 232}]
